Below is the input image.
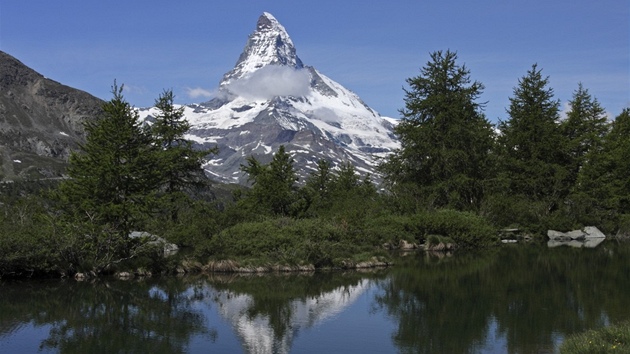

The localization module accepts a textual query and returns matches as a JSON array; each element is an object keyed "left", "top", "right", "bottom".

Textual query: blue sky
[{"left": 1, "top": 1, "right": 628, "bottom": 122}]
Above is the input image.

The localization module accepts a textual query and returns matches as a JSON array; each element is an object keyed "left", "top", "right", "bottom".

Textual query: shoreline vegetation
[
  {"left": 3, "top": 52, "right": 630, "bottom": 280},
  {"left": 2, "top": 55, "right": 630, "bottom": 349}
]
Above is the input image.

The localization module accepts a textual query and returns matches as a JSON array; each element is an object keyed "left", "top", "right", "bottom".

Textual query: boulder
[
  {"left": 547, "top": 226, "right": 606, "bottom": 248},
  {"left": 129, "top": 231, "right": 179, "bottom": 257},
  {"left": 398, "top": 240, "right": 418, "bottom": 250},
  {"left": 547, "top": 226, "right": 606, "bottom": 241}
]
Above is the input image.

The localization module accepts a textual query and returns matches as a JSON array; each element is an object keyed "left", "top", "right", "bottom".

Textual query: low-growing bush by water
[{"left": 560, "top": 321, "right": 630, "bottom": 353}]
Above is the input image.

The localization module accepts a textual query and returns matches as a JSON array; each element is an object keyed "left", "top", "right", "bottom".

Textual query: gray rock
[
  {"left": 547, "top": 226, "right": 606, "bottom": 248},
  {"left": 129, "top": 231, "right": 179, "bottom": 257},
  {"left": 547, "top": 226, "right": 606, "bottom": 241},
  {"left": 0, "top": 51, "right": 104, "bottom": 181}
]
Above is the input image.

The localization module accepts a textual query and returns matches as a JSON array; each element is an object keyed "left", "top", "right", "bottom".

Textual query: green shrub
[
  {"left": 198, "top": 217, "right": 376, "bottom": 267},
  {"left": 415, "top": 209, "right": 498, "bottom": 248},
  {"left": 560, "top": 322, "right": 630, "bottom": 353}
]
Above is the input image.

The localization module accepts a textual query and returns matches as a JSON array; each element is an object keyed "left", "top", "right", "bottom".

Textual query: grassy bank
[{"left": 560, "top": 322, "right": 630, "bottom": 353}]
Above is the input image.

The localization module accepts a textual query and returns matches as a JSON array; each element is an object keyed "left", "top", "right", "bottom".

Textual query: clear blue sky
[{"left": 1, "top": 1, "right": 628, "bottom": 122}]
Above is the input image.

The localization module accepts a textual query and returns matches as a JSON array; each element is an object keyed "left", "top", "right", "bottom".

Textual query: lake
[{"left": 2, "top": 242, "right": 630, "bottom": 353}]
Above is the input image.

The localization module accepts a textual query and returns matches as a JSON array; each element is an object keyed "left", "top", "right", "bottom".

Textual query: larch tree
[
  {"left": 572, "top": 108, "right": 630, "bottom": 232},
  {"left": 560, "top": 83, "right": 610, "bottom": 189},
  {"left": 56, "top": 83, "right": 159, "bottom": 270},
  {"left": 151, "top": 89, "right": 216, "bottom": 222},
  {"left": 495, "top": 64, "right": 566, "bottom": 212},
  {"left": 379, "top": 50, "right": 494, "bottom": 212}
]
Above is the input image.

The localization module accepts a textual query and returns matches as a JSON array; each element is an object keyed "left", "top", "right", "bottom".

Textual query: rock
[
  {"left": 547, "top": 226, "right": 606, "bottom": 248},
  {"left": 547, "top": 226, "right": 606, "bottom": 241},
  {"left": 398, "top": 239, "right": 418, "bottom": 250},
  {"left": 583, "top": 226, "right": 606, "bottom": 238},
  {"left": 129, "top": 231, "right": 179, "bottom": 257},
  {"left": 115, "top": 272, "right": 133, "bottom": 279}
]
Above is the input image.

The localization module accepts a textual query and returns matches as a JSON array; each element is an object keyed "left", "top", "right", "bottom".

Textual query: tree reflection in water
[
  {"left": 204, "top": 271, "right": 385, "bottom": 354},
  {"left": 374, "top": 243, "right": 630, "bottom": 354},
  {"left": 0, "top": 277, "right": 215, "bottom": 353},
  {"left": 2, "top": 244, "right": 630, "bottom": 353}
]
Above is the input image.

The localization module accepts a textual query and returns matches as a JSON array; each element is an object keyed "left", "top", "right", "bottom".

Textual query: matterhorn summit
[
  {"left": 220, "top": 12, "right": 303, "bottom": 86},
  {"left": 139, "top": 12, "right": 399, "bottom": 184}
]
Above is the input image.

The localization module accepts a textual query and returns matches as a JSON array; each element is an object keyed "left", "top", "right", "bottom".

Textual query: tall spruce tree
[
  {"left": 572, "top": 108, "right": 630, "bottom": 231},
  {"left": 496, "top": 64, "right": 566, "bottom": 210},
  {"left": 151, "top": 89, "right": 216, "bottom": 221},
  {"left": 380, "top": 50, "right": 494, "bottom": 211},
  {"left": 560, "top": 83, "right": 610, "bottom": 188}
]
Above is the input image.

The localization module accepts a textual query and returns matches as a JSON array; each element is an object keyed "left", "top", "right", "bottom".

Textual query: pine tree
[
  {"left": 56, "top": 84, "right": 159, "bottom": 270},
  {"left": 380, "top": 50, "right": 494, "bottom": 211},
  {"left": 573, "top": 108, "right": 630, "bottom": 231},
  {"left": 560, "top": 83, "right": 610, "bottom": 188},
  {"left": 496, "top": 64, "right": 566, "bottom": 208},
  {"left": 151, "top": 89, "right": 216, "bottom": 221},
  {"left": 240, "top": 145, "right": 299, "bottom": 217}
]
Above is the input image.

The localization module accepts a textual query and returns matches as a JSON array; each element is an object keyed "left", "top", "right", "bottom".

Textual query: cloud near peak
[
  {"left": 226, "top": 66, "right": 311, "bottom": 100},
  {"left": 186, "top": 87, "right": 215, "bottom": 99}
]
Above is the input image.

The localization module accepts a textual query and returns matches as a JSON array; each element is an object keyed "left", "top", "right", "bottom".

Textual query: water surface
[{"left": 2, "top": 243, "right": 630, "bottom": 353}]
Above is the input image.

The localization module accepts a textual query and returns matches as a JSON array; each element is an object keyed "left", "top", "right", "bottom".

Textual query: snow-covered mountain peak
[
  {"left": 221, "top": 12, "right": 303, "bottom": 87},
  {"left": 138, "top": 12, "right": 399, "bottom": 185}
]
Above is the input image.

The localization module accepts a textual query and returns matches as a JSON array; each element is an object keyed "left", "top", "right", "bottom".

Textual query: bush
[
  {"left": 415, "top": 209, "right": 498, "bottom": 248},
  {"left": 363, "top": 209, "right": 497, "bottom": 249},
  {"left": 560, "top": 322, "right": 630, "bottom": 353},
  {"left": 197, "top": 217, "right": 374, "bottom": 267}
]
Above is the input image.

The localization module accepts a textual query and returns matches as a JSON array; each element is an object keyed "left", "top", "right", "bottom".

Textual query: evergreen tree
[
  {"left": 240, "top": 145, "right": 299, "bottom": 217},
  {"left": 56, "top": 84, "right": 158, "bottom": 270},
  {"left": 302, "top": 159, "right": 333, "bottom": 216},
  {"left": 560, "top": 83, "right": 610, "bottom": 188},
  {"left": 151, "top": 89, "right": 216, "bottom": 221},
  {"left": 572, "top": 108, "right": 630, "bottom": 232},
  {"left": 495, "top": 64, "right": 566, "bottom": 208},
  {"left": 380, "top": 50, "right": 494, "bottom": 211}
]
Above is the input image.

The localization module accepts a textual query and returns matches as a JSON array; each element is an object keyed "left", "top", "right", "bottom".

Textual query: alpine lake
[{"left": 2, "top": 241, "right": 630, "bottom": 354}]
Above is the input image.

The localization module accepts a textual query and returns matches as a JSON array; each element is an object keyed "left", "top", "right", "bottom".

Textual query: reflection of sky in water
[
  {"left": 1, "top": 322, "right": 55, "bottom": 354},
  {"left": 189, "top": 279, "right": 398, "bottom": 354}
]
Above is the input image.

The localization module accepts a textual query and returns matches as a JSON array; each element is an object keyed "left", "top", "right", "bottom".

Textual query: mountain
[
  {"left": 139, "top": 12, "right": 398, "bottom": 184},
  {"left": 0, "top": 51, "right": 104, "bottom": 181}
]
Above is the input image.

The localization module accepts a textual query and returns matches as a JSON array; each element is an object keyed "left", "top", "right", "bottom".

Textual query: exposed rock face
[
  {"left": 138, "top": 12, "right": 399, "bottom": 184},
  {"left": 0, "top": 51, "right": 103, "bottom": 181}
]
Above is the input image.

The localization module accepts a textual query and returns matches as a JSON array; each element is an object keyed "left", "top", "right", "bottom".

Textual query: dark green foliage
[
  {"left": 570, "top": 109, "right": 630, "bottom": 235},
  {"left": 239, "top": 145, "right": 300, "bottom": 217},
  {"left": 145, "top": 198, "right": 221, "bottom": 248},
  {"left": 199, "top": 218, "right": 372, "bottom": 267},
  {"left": 151, "top": 89, "right": 217, "bottom": 223},
  {"left": 495, "top": 64, "right": 567, "bottom": 208},
  {"left": 560, "top": 83, "right": 610, "bottom": 188},
  {"left": 0, "top": 195, "right": 61, "bottom": 276},
  {"left": 364, "top": 210, "right": 497, "bottom": 249},
  {"left": 57, "top": 83, "right": 158, "bottom": 242},
  {"left": 560, "top": 321, "right": 630, "bottom": 353},
  {"left": 380, "top": 50, "right": 494, "bottom": 211}
]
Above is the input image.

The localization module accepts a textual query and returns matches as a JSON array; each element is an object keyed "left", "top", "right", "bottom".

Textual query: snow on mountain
[{"left": 138, "top": 12, "right": 399, "bottom": 184}]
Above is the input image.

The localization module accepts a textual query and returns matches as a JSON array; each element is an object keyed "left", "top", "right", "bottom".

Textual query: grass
[{"left": 560, "top": 322, "right": 630, "bottom": 353}]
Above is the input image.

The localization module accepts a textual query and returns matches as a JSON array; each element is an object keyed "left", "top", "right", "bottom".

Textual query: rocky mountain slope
[
  {"left": 0, "top": 51, "right": 103, "bottom": 181},
  {"left": 139, "top": 12, "right": 399, "bottom": 184}
]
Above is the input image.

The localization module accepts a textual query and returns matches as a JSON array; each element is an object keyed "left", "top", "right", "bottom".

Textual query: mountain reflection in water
[
  {"left": 2, "top": 243, "right": 630, "bottom": 353},
  {"left": 207, "top": 275, "right": 371, "bottom": 354}
]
